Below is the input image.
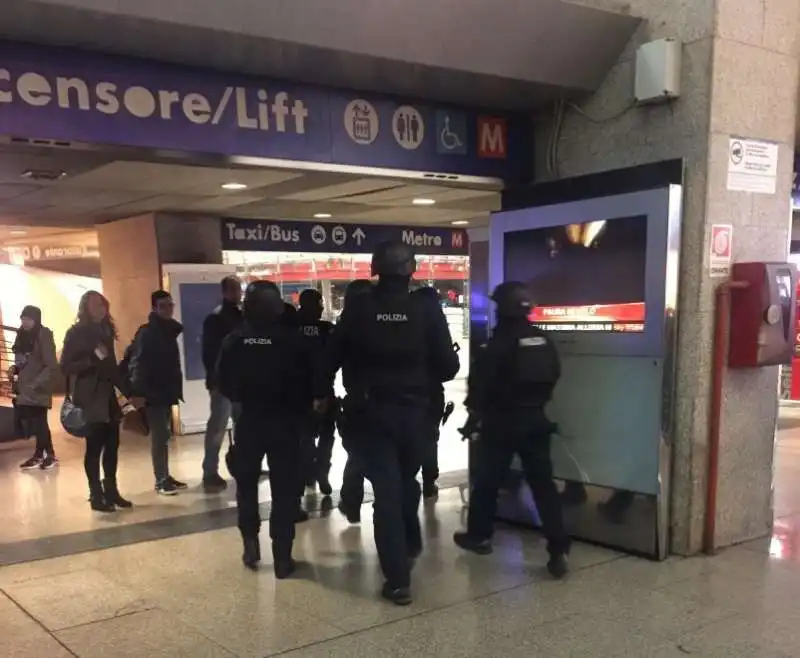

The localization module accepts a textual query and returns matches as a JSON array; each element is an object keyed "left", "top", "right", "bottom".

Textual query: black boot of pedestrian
[
  {"left": 272, "top": 543, "right": 296, "bottom": 580},
  {"left": 103, "top": 478, "right": 133, "bottom": 509},
  {"left": 337, "top": 499, "right": 361, "bottom": 524},
  {"left": 453, "top": 531, "right": 493, "bottom": 555},
  {"left": 242, "top": 536, "right": 261, "bottom": 571},
  {"left": 547, "top": 552, "right": 569, "bottom": 579},
  {"left": 317, "top": 470, "right": 333, "bottom": 497},
  {"left": 423, "top": 480, "right": 439, "bottom": 499},
  {"left": 381, "top": 582, "right": 412, "bottom": 606},
  {"left": 88, "top": 482, "right": 115, "bottom": 513}
]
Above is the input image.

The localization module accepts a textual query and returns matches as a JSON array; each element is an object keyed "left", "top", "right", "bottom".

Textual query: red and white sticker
[{"left": 709, "top": 224, "right": 733, "bottom": 278}]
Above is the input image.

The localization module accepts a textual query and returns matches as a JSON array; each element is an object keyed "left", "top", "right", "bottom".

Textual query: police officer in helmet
[
  {"left": 454, "top": 281, "right": 570, "bottom": 579},
  {"left": 217, "top": 280, "right": 326, "bottom": 578},
  {"left": 296, "top": 289, "right": 336, "bottom": 496},
  {"left": 335, "top": 279, "right": 374, "bottom": 524},
  {"left": 411, "top": 285, "right": 448, "bottom": 499},
  {"left": 327, "top": 243, "right": 459, "bottom": 605}
]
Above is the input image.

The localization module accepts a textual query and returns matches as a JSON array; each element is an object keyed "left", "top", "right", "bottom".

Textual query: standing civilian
[
  {"left": 129, "top": 290, "right": 186, "bottom": 496},
  {"left": 200, "top": 276, "right": 243, "bottom": 491},
  {"left": 12, "top": 306, "right": 59, "bottom": 470},
  {"left": 61, "top": 291, "right": 133, "bottom": 512}
]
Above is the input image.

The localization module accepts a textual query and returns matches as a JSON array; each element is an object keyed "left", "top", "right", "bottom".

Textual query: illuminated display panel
[{"left": 503, "top": 215, "right": 647, "bottom": 333}]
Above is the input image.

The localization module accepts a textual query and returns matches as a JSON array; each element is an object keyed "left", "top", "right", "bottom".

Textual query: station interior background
[{"left": 0, "top": 142, "right": 494, "bottom": 548}]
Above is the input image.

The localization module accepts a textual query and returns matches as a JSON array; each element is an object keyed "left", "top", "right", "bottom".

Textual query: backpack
[{"left": 118, "top": 324, "right": 147, "bottom": 390}]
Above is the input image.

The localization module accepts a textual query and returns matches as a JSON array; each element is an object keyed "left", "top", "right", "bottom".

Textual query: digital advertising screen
[{"left": 503, "top": 215, "right": 648, "bottom": 333}]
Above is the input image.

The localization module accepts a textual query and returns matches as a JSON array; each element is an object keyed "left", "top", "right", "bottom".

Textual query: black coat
[
  {"left": 129, "top": 314, "right": 184, "bottom": 406},
  {"left": 201, "top": 301, "right": 243, "bottom": 390}
]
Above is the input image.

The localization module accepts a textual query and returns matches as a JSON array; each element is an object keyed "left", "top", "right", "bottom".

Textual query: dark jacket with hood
[
  {"left": 60, "top": 320, "right": 127, "bottom": 424},
  {"left": 12, "top": 306, "right": 58, "bottom": 408},
  {"left": 201, "top": 300, "right": 243, "bottom": 390},
  {"left": 129, "top": 313, "right": 184, "bottom": 406}
]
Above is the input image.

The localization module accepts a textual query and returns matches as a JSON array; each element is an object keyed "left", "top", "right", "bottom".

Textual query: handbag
[{"left": 60, "top": 378, "right": 89, "bottom": 438}]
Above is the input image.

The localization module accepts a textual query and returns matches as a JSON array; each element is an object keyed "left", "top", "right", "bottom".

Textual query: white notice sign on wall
[{"left": 727, "top": 137, "right": 779, "bottom": 194}]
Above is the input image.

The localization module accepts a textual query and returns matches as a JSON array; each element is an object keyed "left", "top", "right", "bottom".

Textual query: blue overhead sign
[
  {"left": 221, "top": 218, "right": 469, "bottom": 256},
  {"left": 0, "top": 41, "right": 531, "bottom": 182}
]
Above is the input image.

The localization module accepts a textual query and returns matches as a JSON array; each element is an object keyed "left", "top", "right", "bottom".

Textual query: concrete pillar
[
  {"left": 97, "top": 213, "right": 224, "bottom": 355},
  {"left": 541, "top": 0, "right": 800, "bottom": 553},
  {"left": 96, "top": 215, "right": 161, "bottom": 357}
]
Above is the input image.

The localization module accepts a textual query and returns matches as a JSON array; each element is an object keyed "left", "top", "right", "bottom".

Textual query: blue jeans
[{"left": 203, "top": 389, "right": 232, "bottom": 478}]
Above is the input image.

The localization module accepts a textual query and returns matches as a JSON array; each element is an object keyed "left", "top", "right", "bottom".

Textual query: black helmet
[
  {"left": 298, "top": 288, "right": 322, "bottom": 309},
  {"left": 243, "top": 280, "right": 285, "bottom": 325},
  {"left": 344, "top": 279, "right": 373, "bottom": 304},
  {"left": 491, "top": 281, "right": 534, "bottom": 319},
  {"left": 412, "top": 286, "right": 441, "bottom": 303},
  {"left": 371, "top": 241, "right": 416, "bottom": 277}
]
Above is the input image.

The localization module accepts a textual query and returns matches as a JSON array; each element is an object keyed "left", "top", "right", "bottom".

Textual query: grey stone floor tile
[
  {"left": 56, "top": 609, "right": 237, "bottom": 658},
  {"left": 672, "top": 612, "right": 800, "bottom": 657},
  {"left": 2, "top": 567, "right": 156, "bottom": 631},
  {"left": 268, "top": 633, "right": 386, "bottom": 658},
  {"left": 0, "top": 631, "right": 75, "bottom": 658}
]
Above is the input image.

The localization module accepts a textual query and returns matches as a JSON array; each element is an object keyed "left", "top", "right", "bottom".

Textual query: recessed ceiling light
[
  {"left": 451, "top": 220, "right": 469, "bottom": 226},
  {"left": 412, "top": 198, "right": 436, "bottom": 206},
  {"left": 314, "top": 213, "right": 332, "bottom": 219},
  {"left": 9, "top": 229, "right": 27, "bottom": 236},
  {"left": 221, "top": 182, "right": 247, "bottom": 190}
]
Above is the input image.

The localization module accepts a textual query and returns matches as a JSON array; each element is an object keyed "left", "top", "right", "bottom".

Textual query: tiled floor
[
  {"left": 1, "top": 487, "right": 799, "bottom": 657},
  {"left": 1, "top": 401, "right": 800, "bottom": 655},
  {"left": 0, "top": 379, "right": 469, "bottom": 550}
]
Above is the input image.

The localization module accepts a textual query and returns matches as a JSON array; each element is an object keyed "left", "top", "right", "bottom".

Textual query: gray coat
[
  {"left": 60, "top": 321, "right": 127, "bottom": 425},
  {"left": 13, "top": 327, "right": 58, "bottom": 408}
]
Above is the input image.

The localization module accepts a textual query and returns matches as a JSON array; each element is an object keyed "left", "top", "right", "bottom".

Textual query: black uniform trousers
[
  {"left": 300, "top": 400, "right": 338, "bottom": 487},
  {"left": 230, "top": 413, "right": 300, "bottom": 548},
  {"left": 420, "top": 389, "right": 444, "bottom": 486},
  {"left": 337, "top": 398, "right": 366, "bottom": 509},
  {"left": 468, "top": 408, "right": 570, "bottom": 557},
  {"left": 350, "top": 399, "right": 426, "bottom": 589}
]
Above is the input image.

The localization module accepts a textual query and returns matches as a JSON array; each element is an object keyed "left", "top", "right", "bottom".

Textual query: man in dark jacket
[
  {"left": 129, "top": 290, "right": 186, "bottom": 496},
  {"left": 201, "top": 276, "right": 243, "bottom": 491}
]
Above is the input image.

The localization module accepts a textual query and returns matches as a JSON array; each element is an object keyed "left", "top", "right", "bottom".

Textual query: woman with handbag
[
  {"left": 10, "top": 305, "right": 59, "bottom": 470},
  {"left": 60, "top": 291, "right": 135, "bottom": 513}
]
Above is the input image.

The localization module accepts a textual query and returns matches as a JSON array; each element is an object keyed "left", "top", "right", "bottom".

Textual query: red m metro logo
[
  {"left": 451, "top": 231, "right": 464, "bottom": 248},
  {"left": 477, "top": 117, "right": 507, "bottom": 159}
]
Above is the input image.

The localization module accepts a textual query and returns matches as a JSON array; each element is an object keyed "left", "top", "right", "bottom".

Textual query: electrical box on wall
[{"left": 634, "top": 38, "right": 682, "bottom": 105}]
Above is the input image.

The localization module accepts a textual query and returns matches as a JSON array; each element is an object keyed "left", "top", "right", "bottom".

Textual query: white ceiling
[{"left": 0, "top": 146, "right": 501, "bottom": 232}]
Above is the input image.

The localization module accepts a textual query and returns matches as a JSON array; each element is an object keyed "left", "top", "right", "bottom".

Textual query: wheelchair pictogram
[
  {"left": 435, "top": 111, "right": 467, "bottom": 155},
  {"left": 440, "top": 116, "right": 463, "bottom": 151}
]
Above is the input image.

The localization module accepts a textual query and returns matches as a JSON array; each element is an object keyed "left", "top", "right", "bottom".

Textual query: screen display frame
[{"left": 490, "top": 187, "right": 682, "bottom": 357}]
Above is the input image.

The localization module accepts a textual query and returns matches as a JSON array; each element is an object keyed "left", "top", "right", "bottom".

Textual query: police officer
[
  {"left": 278, "top": 299, "right": 313, "bottom": 522},
  {"left": 335, "top": 279, "right": 374, "bottom": 524},
  {"left": 453, "top": 281, "right": 570, "bottom": 579},
  {"left": 411, "top": 286, "right": 448, "bottom": 499},
  {"left": 296, "top": 289, "right": 336, "bottom": 496},
  {"left": 327, "top": 242, "right": 460, "bottom": 605},
  {"left": 217, "top": 280, "right": 326, "bottom": 578}
]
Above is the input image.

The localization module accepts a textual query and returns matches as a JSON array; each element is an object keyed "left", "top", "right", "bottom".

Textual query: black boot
[
  {"left": 242, "top": 536, "right": 261, "bottom": 571},
  {"left": 89, "top": 482, "right": 115, "bottom": 513},
  {"left": 337, "top": 499, "right": 361, "bottom": 524},
  {"left": 547, "top": 553, "right": 569, "bottom": 579},
  {"left": 272, "top": 542, "right": 296, "bottom": 579},
  {"left": 423, "top": 480, "right": 439, "bottom": 499},
  {"left": 317, "top": 470, "right": 333, "bottom": 497},
  {"left": 103, "top": 478, "right": 133, "bottom": 509}
]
